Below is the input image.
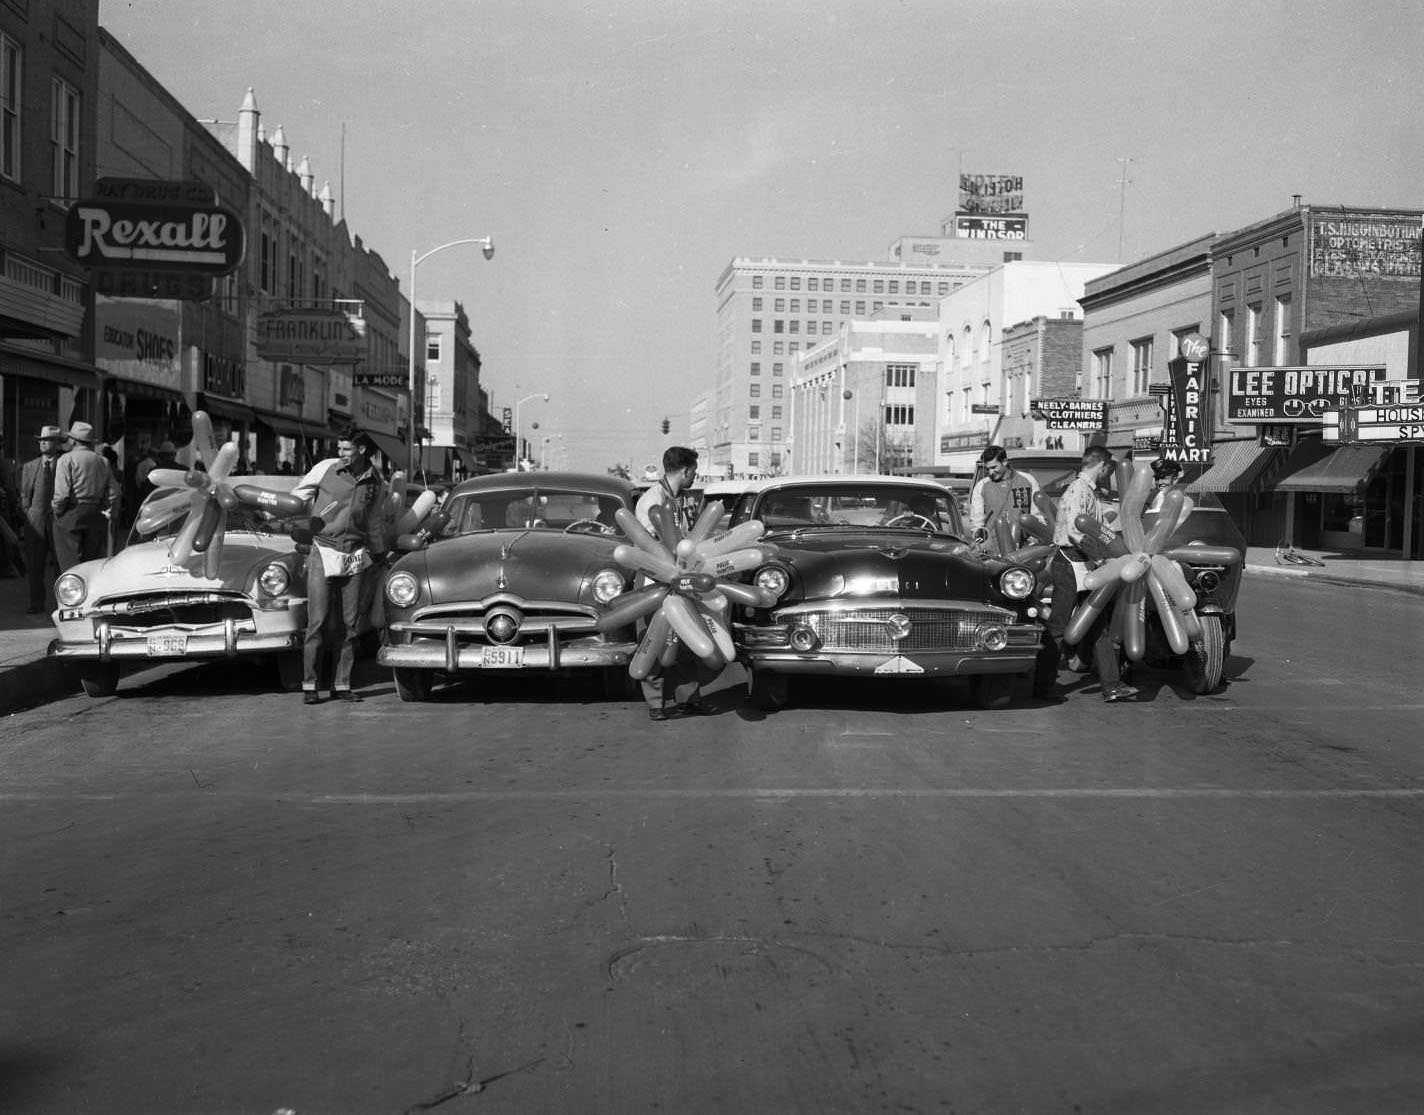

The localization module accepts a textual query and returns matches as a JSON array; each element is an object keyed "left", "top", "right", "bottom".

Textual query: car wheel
[
  {"left": 747, "top": 667, "right": 790, "bottom": 711},
  {"left": 78, "top": 662, "right": 120, "bottom": 698},
  {"left": 1183, "top": 615, "right": 1226, "bottom": 694},
  {"left": 601, "top": 666, "right": 640, "bottom": 701},
  {"left": 393, "top": 667, "right": 433, "bottom": 702},
  {"left": 969, "top": 674, "right": 1016, "bottom": 710},
  {"left": 273, "top": 652, "right": 304, "bottom": 693}
]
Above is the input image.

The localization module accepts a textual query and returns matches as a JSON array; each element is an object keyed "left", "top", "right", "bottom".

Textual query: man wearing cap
[
  {"left": 51, "top": 421, "right": 111, "bottom": 571},
  {"left": 19, "top": 426, "right": 68, "bottom": 612}
]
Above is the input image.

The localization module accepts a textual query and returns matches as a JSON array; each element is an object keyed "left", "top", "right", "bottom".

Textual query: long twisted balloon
[
  {"left": 595, "top": 501, "right": 780, "bottom": 678},
  {"left": 1062, "top": 460, "right": 1237, "bottom": 660}
]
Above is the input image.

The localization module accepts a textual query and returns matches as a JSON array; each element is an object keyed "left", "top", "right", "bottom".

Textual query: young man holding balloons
[
  {"left": 298, "top": 430, "right": 387, "bottom": 705},
  {"left": 1034, "top": 445, "right": 1137, "bottom": 704}
]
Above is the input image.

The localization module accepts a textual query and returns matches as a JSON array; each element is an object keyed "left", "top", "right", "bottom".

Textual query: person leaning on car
[
  {"left": 968, "top": 445, "right": 1040, "bottom": 555},
  {"left": 1034, "top": 444, "right": 1136, "bottom": 704},
  {"left": 50, "top": 421, "right": 112, "bottom": 572},
  {"left": 298, "top": 429, "right": 387, "bottom": 705}
]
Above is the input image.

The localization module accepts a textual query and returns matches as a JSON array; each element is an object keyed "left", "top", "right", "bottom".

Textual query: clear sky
[{"left": 100, "top": 0, "right": 1424, "bottom": 474}]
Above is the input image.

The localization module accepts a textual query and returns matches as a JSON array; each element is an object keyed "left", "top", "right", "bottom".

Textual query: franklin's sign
[{"left": 256, "top": 309, "right": 366, "bottom": 364}]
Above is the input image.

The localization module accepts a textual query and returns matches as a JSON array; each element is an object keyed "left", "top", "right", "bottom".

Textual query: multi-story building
[
  {"left": 936, "top": 260, "right": 1116, "bottom": 473},
  {"left": 791, "top": 311, "right": 938, "bottom": 474},
  {"left": 0, "top": 1, "right": 100, "bottom": 449},
  {"left": 416, "top": 298, "right": 482, "bottom": 481},
  {"left": 999, "top": 314, "right": 1084, "bottom": 450},
  {"left": 712, "top": 254, "right": 998, "bottom": 478}
]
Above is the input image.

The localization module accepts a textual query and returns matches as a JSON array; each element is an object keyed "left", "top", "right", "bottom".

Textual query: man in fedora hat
[
  {"left": 51, "top": 421, "right": 111, "bottom": 571},
  {"left": 19, "top": 425, "right": 68, "bottom": 612}
]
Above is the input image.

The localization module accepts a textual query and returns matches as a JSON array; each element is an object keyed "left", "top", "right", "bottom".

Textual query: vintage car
[
  {"left": 697, "top": 478, "right": 754, "bottom": 533},
  {"left": 377, "top": 470, "right": 642, "bottom": 701},
  {"left": 728, "top": 475, "right": 1043, "bottom": 709},
  {"left": 47, "top": 476, "right": 309, "bottom": 697}
]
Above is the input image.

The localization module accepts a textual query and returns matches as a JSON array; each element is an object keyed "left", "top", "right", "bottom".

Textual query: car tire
[
  {"left": 273, "top": 652, "right": 304, "bottom": 693},
  {"left": 1183, "top": 614, "right": 1226, "bottom": 695},
  {"left": 969, "top": 674, "right": 1016, "bottom": 710},
  {"left": 601, "top": 666, "right": 640, "bottom": 701},
  {"left": 747, "top": 667, "right": 790, "bottom": 711},
  {"left": 78, "top": 662, "right": 120, "bottom": 699},
  {"left": 393, "top": 667, "right": 433, "bottom": 702}
]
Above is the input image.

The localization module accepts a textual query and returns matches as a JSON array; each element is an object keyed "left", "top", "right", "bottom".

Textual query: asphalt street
[{"left": 1, "top": 574, "right": 1422, "bottom": 1114}]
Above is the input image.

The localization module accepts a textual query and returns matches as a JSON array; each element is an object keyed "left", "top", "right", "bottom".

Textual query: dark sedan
[
  {"left": 729, "top": 475, "right": 1043, "bottom": 709},
  {"left": 378, "top": 471, "right": 641, "bottom": 701}
]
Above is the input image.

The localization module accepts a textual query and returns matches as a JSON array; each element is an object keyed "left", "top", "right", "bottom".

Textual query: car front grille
[
  {"left": 790, "top": 606, "right": 1015, "bottom": 653},
  {"left": 408, "top": 602, "right": 599, "bottom": 645},
  {"left": 92, "top": 593, "right": 253, "bottom": 629}
]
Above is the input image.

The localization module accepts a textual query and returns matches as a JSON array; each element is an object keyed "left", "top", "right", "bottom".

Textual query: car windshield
[
  {"left": 439, "top": 486, "right": 628, "bottom": 536},
  {"left": 738, "top": 483, "right": 966, "bottom": 536},
  {"left": 131, "top": 487, "right": 290, "bottom": 543}
]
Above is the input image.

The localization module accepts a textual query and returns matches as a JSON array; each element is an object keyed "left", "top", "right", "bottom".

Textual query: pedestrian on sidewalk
[
  {"left": 0, "top": 431, "right": 23, "bottom": 577},
  {"left": 51, "top": 422, "right": 111, "bottom": 571},
  {"left": 18, "top": 425, "right": 66, "bottom": 613},
  {"left": 298, "top": 429, "right": 386, "bottom": 705},
  {"left": 968, "top": 445, "right": 1041, "bottom": 556}
]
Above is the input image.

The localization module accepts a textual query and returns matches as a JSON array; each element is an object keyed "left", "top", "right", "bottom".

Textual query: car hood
[
  {"left": 73, "top": 533, "right": 296, "bottom": 599},
  {"left": 398, "top": 529, "right": 627, "bottom": 605},
  {"left": 764, "top": 529, "right": 1000, "bottom": 602}
]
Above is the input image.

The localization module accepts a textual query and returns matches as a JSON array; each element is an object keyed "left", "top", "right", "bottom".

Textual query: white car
[{"left": 47, "top": 476, "right": 310, "bottom": 697}]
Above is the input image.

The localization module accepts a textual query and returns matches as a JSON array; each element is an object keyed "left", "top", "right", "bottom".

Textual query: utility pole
[{"left": 1115, "top": 156, "right": 1133, "bottom": 262}]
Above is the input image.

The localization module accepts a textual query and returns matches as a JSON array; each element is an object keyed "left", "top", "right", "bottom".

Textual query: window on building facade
[
  {"left": 1093, "top": 347, "right": 1113, "bottom": 398},
  {"left": 938, "top": 283, "right": 949, "bottom": 294},
  {"left": 822, "top": 322, "right": 833, "bottom": 334},
  {"left": 790, "top": 277, "right": 800, "bottom": 290},
  {"left": 855, "top": 301, "right": 865, "bottom": 314},
  {"left": 748, "top": 427, "right": 759, "bottom": 440},
  {"left": 751, "top": 319, "right": 762, "bottom": 333},
  {"left": 771, "top": 426, "right": 782, "bottom": 441},
  {"left": 840, "top": 278, "right": 851, "bottom": 292},
  {"left": 51, "top": 76, "right": 80, "bottom": 199},
  {"left": 749, "top": 405, "right": 759, "bottom": 419},
  {"left": 885, "top": 405, "right": 914, "bottom": 426},
  {"left": 770, "top": 452, "right": 781, "bottom": 468},
  {"left": 889, "top": 281, "right": 900, "bottom": 294},
  {"left": 772, "top": 384, "right": 783, "bottom": 399},
  {"left": 774, "top": 298, "right": 785, "bottom": 312},
  {"left": 1217, "top": 311, "right": 1234, "bottom": 371},
  {"left": 772, "top": 363, "right": 783, "bottom": 376},
  {"left": 1246, "top": 303, "right": 1262, "bottom": 367},
  {"left": 749, "top": 452, "right": 760, "bottom": 468},
  {"left": 789, "top": 320, "right": 799, "bottom": 334},
  {"left": 821, "top": 299, "right": 832, "bottom": 312},
  {"left": 886, "top": 363, "right": 917, "bottom": 388},
  {"left": 774, "top": 276, "right": 785, "bottom": 289},
  {"left": 807, "top": 277, "right": 818, "bottom": 291},
  {"left": 1130, "top": 337, "right": 1153, "bottom": 395},
  {"left": 1274, "top": 294, "right": 1292, "bottom": 364},
  {"left": 750, "top": 340, "right": 761, "bottom": 354},
  {"left": 873, "top": 280, "right": 884, "bottom": 294},
  {"left": 773, "top": 341, "right": 784, "bottom": 354},
  {"left": 751, "top": 297, "right": 762, "bottom": 311},
  {"left": 771, "top": 405, "right": 782, "bottom": 419},
  {"left": 873, "top": 302, "right": 883, "bottom": 313},
  {"left": 1, "top": 34, "right": 19, "bottom": 181},
  {"left": 260, "top": 228, "right": 275, "bottom": 293},
  {"left": 791, "top": 299, "right": 800, "bottom": 312},
  {"left": 856, "top": 279, "right": 866, "bottom": 292},
  {"left": 749, "top": 361, "right": 760, "bottom": 376},
  {"left": 752, "top": 275, "right": 763, "bottom": 288}
]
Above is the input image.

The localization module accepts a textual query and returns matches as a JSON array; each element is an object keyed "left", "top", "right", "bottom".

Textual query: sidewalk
[{"left": 3, "top": 546, "right": 1423, "bottom": 717}]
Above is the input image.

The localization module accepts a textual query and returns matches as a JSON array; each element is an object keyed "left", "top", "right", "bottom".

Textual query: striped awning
[
  {"left": 1187, "top": 440, "right": 1282, "bottom": 493},
  {"left": 1273, "top": 444, "right": 1389, "bottom": 493}
]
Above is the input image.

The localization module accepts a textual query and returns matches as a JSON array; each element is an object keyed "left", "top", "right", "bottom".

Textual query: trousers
[{"left": 303, "top": 557, "right": 367, "bottom": 691}]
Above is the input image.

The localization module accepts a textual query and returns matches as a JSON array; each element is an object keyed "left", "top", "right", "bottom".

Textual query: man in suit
[
  {"left": 19, "top": 425, "right": 67, "bottom": 614},
  {"left": 51, "top": 421, "right": 112, "bottom": 572}
]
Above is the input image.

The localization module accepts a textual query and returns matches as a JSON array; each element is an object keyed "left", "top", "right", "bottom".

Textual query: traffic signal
[{"left": 660, "top": 417, "right": 670, "bottom": 434}]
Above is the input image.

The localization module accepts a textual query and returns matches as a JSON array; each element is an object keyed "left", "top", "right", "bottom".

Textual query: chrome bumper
[
  {"left": 379, "top": 626, "right": 635, "bottom": 672},
  {"left": 49, "top": 622, "right": 301, "bottom": 662},
  {"left": 741, "top": 649, "right": 1039, "bottom": 677}
]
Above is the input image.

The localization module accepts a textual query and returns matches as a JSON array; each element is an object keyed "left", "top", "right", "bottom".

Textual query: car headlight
[
  {"left": 257, "top": 562, "right": 290, "bottom": 597},
  {"left": 754, "top": 565, "right": 790, "bottom": 599},
  {"left": 385, "top": 570, "right": 420, "bottom": 608},
  {"left": 591, "top": 568, "right": 626, "bottom": 604},
  {"left": 56, "top": 573, "right": 86, "bottom": 608},
  {"left": 998, "top": 566, "right": 1035, "bottom": 600}
]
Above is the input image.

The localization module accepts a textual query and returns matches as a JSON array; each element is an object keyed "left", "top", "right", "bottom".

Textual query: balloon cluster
[
  {"left": 1057, "top": 460, "right": 1238, "bottom": 660},
  {"left": 135, "top": 412, "right": 309, "bottom": 577},
  {"left": 595, "top": 502, "right": 780, "bottom": 678}
]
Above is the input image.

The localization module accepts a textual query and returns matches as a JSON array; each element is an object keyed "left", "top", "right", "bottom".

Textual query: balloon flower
[
  {"left": 595, "top": 502, "right": 781, "bottom": 679},
  {"left": 1061, "top": 460, "right": 1238, "bottom": 661},
  {"left": 134, "top": 411, "right": 310, "bottom": 578}
]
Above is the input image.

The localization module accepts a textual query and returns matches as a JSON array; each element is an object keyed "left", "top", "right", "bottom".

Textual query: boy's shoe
[{"left": 1102, "top": 684, "right": 1139, "bottom": 703}]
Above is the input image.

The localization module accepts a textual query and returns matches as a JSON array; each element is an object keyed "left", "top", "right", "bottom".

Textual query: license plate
[
  {"left": 481, "top": 645, "right": 525, "bottom": 668},
  {"left": 874, "top": 655, "right": 924, "bottom": 675},
  {"left": 147, "top": 633, "right": 187, "bottom": 656}
]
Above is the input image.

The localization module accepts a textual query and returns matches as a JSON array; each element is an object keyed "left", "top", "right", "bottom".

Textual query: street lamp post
[
  {"left": 514, "top": 392, "right": 548, "bottom": 468},
  {"left": 407, "top": 236, "right": 495, "bottom": 479}
]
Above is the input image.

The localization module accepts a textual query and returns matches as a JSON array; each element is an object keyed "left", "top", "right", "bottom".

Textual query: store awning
[
  {"left": 1187, "top": 440, "right": 1282, "bottom": 493},
  {"left": 0, "top": 343, "right": 101, "bottom": 389},
  {"left": 454, "top": 448, "right": 478, "bottom": 473},
  {"left": 196, "top": 394, "right": 255, "bottom": 425},
  {"left": 367, "top": 431, "right": 408, "bottom": 467},
  {"left": 1273, "top": 444, "right": 1389, "bottom": 493},
  {"left": 254, "top": 411, "right": 308, "bottom": 439}
]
